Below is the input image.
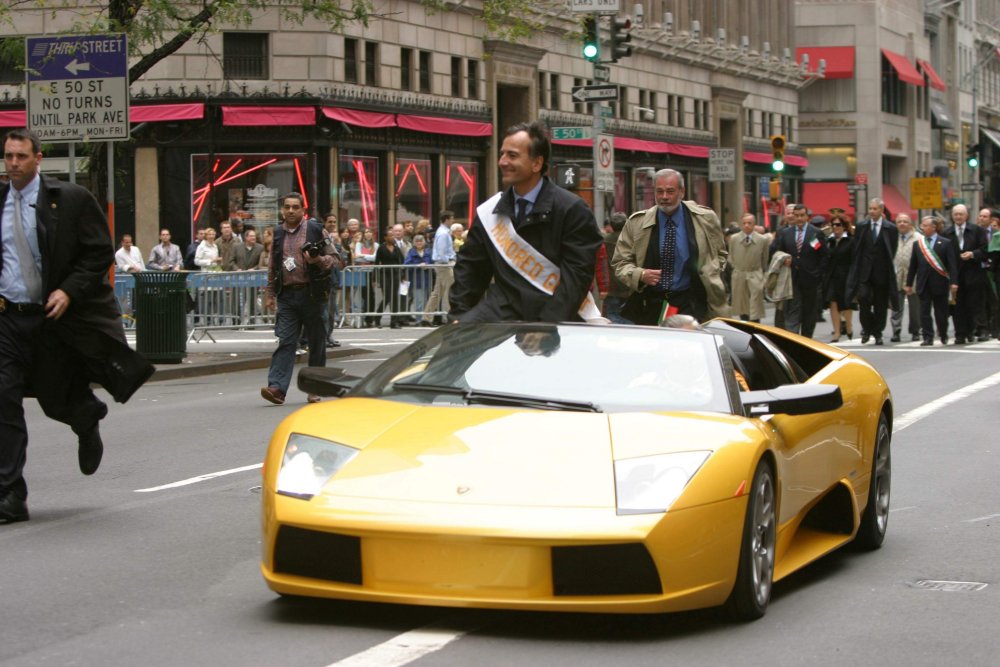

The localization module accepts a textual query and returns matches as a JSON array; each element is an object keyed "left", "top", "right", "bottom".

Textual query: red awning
[
  {"left": 322, "top": 107, "right": 396, "bottom": 128},
  {"left": 131, "top": 103, "right": 204, "bottom": 123},
  {"left": 0, "top": 110, "right": 26, "bottom": 127},
  {"left": 881, "top": 49, "right": 925, "bottom": 86},
  {"left": 796, "top": 47, "right": 855, "bottom": 79},
  {"left": 396, "top": 114, "right": 492, "bottom": 137},
  {"left": 802, "top": 182, "right": 855, "bottom": 221},
  {"left": 221, "top": 105, "right": 316, "bottom": 126},
  {"left": 880, "top": 183, "right": 916, "bottom": 221},
  {"left": 552, "top": 139, "right": 807, "bottom": 167},
  {"left": 916, "top": 59, "right": 946, "bottom": 91}
]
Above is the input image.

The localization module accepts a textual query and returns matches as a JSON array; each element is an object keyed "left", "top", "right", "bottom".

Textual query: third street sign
[{"left": 571, "top": 84, "right": 619, "bottom": 103}]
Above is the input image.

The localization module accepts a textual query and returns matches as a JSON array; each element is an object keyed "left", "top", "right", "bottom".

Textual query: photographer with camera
[{"left": 261, "top": 193, "right": 340, "bottom": 405}]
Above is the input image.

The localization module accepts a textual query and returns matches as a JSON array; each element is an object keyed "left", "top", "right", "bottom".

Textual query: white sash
[{"left": 476, "top": 192, "right": 605, "bottom": 322}]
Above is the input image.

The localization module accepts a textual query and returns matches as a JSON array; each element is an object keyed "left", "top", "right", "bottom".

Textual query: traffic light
[
  {"left": 609, "top": 16, "right": 633, "bottom": 62},
  {"left": 770, "top": 135, "right": 786, "bottom": 172},
  {"left": 582, "top": 16, "right": 599, "bottom": 62},
  {"left": 967, "top": 143, "right": 981, "bottom": 169}
]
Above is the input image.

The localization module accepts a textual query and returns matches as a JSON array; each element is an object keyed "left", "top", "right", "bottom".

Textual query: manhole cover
[{"left": 909, "top": 580, "right": 988, "bottom": 592}]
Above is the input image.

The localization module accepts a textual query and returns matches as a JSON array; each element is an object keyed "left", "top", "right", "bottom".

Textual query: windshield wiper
[{"left": 391, "top": 382, "right": 601, "bottom": 413}]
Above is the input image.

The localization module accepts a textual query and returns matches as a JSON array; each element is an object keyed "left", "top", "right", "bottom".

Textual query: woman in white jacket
[{"left": 194, "top": 227, "right": 223, "bottom": 270}]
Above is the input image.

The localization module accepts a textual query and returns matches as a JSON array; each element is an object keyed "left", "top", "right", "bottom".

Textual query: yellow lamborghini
[{"left": 260, "top": 320, "right": 891, "bottom": 620}]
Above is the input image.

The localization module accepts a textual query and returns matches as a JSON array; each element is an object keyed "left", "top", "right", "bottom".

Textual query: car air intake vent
[
  {"left": 552, "top": 543, "right": 662, "bottom": 596},
  {"left": 273, "top": 525, "right": 362, "bottom": 584}
]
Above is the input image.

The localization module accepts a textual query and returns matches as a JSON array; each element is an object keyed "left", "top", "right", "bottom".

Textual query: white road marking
[
  {"left": 890, "top": 506, "right": 918, "bottom": 513},
  {"left": 326, "top": 623, "right": 473, "bottom": 667},
  {"left": 340, "top": 358, "right": 388, "bottom": 363},
  {"left": 134, "top": 463, "right": 261, "bottom": 492},
  {"left": 893, "top": 369, "right": 1000, "bottom": 433},
  {"left": 964, "top": 513, "right": 1000, "bottom": 523}
]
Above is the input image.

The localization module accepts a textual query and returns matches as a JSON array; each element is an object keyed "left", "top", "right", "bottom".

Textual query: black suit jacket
[
  {"left": 849, "top": 218, "right": 899, "bottom": 292},
  {"left": 943, "top": 224, "right": 988, "bottom": 287},
  {"left": 906, "top": 235, "right": 958, "bottom": 296},
  {"left": 450, "top": 177, "right": 601, "bottom": 323},
  {"left": 1, "top": 175, "right": 153, "bottom": 407},
  {"left": 769, "top": 223, "right": 829, "bottom": 280}
]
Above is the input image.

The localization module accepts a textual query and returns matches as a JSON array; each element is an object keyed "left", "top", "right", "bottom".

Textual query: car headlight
[
  {"left": 614, "top": 451, "right": 711, "bottom": 514},
  {"left": 276, "top": 433, "right": 358, "bottom": 499}
]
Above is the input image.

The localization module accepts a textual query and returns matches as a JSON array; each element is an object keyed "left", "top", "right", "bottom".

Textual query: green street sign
[{"left": 552, "top": 127, "right": 593, "bottom": 140}]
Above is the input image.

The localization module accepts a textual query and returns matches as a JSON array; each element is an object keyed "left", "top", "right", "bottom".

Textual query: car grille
[
  {"left": 273, "top": 525, "right": 362, "bottom": 584},
  {"left": 552, "top": 543, "right": 662, "bottom": 596}
]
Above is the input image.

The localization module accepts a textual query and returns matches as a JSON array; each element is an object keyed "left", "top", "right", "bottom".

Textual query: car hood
[{"left": 311, "top": 402, "right": 750, "bottom": 509}]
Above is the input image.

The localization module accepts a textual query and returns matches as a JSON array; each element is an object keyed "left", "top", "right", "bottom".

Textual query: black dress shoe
[
  {"left": 954, "top": 337, "right": 965, "bottom": 345},
  {"left": 920, "top": 339, "right": 933, "bottom": 346},
  {"left": 890, "top": 335, "right": 901, "bottom": 342},
  {"left": 977, "top": 335, "right": 990, "bottom": 342},
  {"left": 941, "top": 337, "right": 949, "bottom": 345},
  {"left": 77, "top": 423, "right": 104, "bottom": 476},
  {"left": 875, "top": 337, "right": 884, "bottom": 345},
  {"left": 861, "top": 333, "right": 871, "bottom": 344},
  {"left": 326, "top": 339, "right": 341, "bottom": 348},
  {"left": 0, "top": 492, "right": 29, "bottom": 524},
  {"left": 912, "top": 335, "right": 921, "bottom": 342}
]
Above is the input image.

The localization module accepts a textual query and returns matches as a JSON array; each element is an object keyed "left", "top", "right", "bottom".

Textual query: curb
[{"left": 149, "top": 347, "right": 372, "bottom": 382}]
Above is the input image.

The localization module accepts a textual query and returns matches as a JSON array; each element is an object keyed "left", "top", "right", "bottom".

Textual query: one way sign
[{"left": 571, "top": 84, "right": 619, "bottom": 103}]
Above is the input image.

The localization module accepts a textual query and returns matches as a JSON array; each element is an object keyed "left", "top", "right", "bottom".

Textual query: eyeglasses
[{"left": 831, "top": 222, "right": 844, "bottom": 227}]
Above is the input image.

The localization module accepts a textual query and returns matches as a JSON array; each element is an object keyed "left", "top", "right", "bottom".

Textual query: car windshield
[{"left": 352, "top": 323, "right": 732, "bottom": 413}]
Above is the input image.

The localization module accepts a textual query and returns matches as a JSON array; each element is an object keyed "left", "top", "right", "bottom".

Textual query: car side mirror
[
  {"left": 740, "top": 383, "right": 842, "bottom": 417},
  {"left": 297, "top": 367, "right": 363, "bottom": 398}
]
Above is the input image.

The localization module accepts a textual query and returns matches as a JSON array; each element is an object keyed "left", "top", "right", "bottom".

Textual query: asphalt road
[{"left": 1, "top": 328, "right": 999, "bottom": 667}]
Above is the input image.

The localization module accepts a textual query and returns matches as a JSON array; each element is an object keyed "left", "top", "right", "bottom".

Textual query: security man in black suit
[
  {"left": 848, "top": 197, "right": 899, "bottom": 345},
  {"left": 906, "top": 215, "right": 959, "bottom": 345},
  {"left": 769, "top": 202, "right": 829, "bottom": 338},
  {"left": 943, "top": 204, "right": 989, "bottom": 344},
  {"left": 1, "top": 128, "right": 153, "bottom": 524}
]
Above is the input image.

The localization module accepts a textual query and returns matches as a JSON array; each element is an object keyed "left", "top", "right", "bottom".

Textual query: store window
[
  {"left": 395, "top": 155, "right": 432, "bottom": 224},
  {"left": 445, "top": 159, "right": 479, "bottom": 227},
  {"left": 190, "top": 153, "right": 313, "bottom": 236},
  {"left": 634, "top": 168, "right": 655, "bottom": 212},
  {"left": 338, "top": 152, "right": 380, "bottom": 230}
]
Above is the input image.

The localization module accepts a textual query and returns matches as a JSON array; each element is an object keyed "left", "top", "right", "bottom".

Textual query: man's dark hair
[
  {"left": 792, "top": 203, "right": 808, "bottom": 213},
  {"left": 3, "top": 128, "right": 41, "bottom": 154},
  {"left": 281, "top": 192, "right": 305, "bottom": 207},
  {"left": 504, "top": 120, "right": 550, "bottom": 175},
  {"left": 991, "top": 209, "right": 1000, "bottom": 221},
  {"left": 609, "top": 212, "right": 628, "bottom": 232},
  {"left": 439, "top": 209, "right": 454, "bottom": 225}
]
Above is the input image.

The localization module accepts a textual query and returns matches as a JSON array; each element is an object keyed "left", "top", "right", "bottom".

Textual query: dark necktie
[
  {"left": 515, "top": 198, "right": 527, "bottom": 228},
  {"left": 795, "top": 227, "right": 803, "bottom": 254},
  {"left": 657, "top": 215, "right": 677, "bottom": 292}
]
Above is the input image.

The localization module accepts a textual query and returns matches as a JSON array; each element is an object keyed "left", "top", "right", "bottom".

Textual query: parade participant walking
[
  {"left": 848, "top": 198, "right": 898, "bottom": 345},
  {"left": 613, "top": 168, "right": 729, "bottom": 325},
  {"left": 260, "top": 192, "right": 338, "bottom": 405},
  {"left": 449, "top": 121, "right": 602, "bottom": 323},
  {"left": 891, "top": 214, "right": 921, "bottom": 342},
  {"left": 944, "top": 204, "right": 989, "bottom": 344},
  {"left": 727, "top": 213, "right": 769, "bottom": 322},
  {"left": 824, "top": 213, "right": 855, "bottom": 342},
  {"left": 768, "top": 203, "right": 829, "bottom": 338},
  {"left": 1, "top": 128, "right": 153, "bottom": 523},
  {"left": 906, "top": 216, "right": 959, "bottom": 346}
]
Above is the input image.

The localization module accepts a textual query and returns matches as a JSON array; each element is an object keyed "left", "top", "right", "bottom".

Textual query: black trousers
[
  {"left": 788, "top": 273, "right": 820, "bottom": 338},
  {"left": 920, "top": 290, "right": 950, "bottom": 341},
  {"left": 859, "top": 279, "right": 891, "bottom": 340},
  {"left": 952, "top": 281, "right": 983, "bottom": 339},
  {"left": 0, "top": 310, "right": 44, "bottom": 499}
]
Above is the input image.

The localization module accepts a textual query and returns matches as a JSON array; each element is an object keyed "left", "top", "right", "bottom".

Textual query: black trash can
[{"left": 134, "top": 271, "right": 188, "bottom": 363}]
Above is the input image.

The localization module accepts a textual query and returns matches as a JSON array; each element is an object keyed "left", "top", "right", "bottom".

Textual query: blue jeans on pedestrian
[
  {"left": 603, "top": 295, "right": 631, "bottom": 324},
  {"left": 267, "top": 288, "right": 327, "bottom": 393}
]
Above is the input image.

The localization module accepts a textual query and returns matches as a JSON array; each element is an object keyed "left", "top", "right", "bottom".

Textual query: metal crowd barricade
[
  {"left": 113, "top": 270, "right": 274, "bottom": 341},
  {"left": 339, "top": 263, "right": 447, "bottom": 327}
]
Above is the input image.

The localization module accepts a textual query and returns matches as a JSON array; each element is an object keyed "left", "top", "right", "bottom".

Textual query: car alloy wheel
[
  {"left": 725, "top": 461, "right": 776, "bottom": 621},
  {"left": 854, "top": 414, "right": 891, "bottom": 550}
]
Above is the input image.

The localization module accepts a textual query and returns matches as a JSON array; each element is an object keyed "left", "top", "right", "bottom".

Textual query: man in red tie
[{"left": 768, "top": 203, "right": 829, "bottom": 338}]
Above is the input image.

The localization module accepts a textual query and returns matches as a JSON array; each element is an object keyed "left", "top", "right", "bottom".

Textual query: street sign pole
[{"left": 591, "top": 11, "right": 604, "bottom": 229}]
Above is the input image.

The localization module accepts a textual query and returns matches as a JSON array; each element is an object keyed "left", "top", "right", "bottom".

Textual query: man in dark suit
[
  {"left": 943, "top": 204, "right": 989, "bottom": 344},
  {"left": 906, "top": 215, "right": 959, "bottom": 345},
  {"left": 769, "top": 202, "right": 829, "bottom": 338},
  {"left": 1, "top": 128, "right": 153, "bottom": 524},
  {"left": 848, "top": 197, "right": 899, "bottom": 345},
  {"left": 450, "top": 121, "right": 602, "bottom": 322}
]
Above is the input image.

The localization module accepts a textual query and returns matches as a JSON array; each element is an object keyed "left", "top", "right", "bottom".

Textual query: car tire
[
  {"left": 854, "top": 413, "right": 891, "bottom": 551},
  {"left": 725, "top": 460, "right": 776, "bottom": 621}
]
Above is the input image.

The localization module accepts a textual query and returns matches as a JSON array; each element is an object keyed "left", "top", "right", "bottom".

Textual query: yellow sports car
[{"left": 260, "top": 320, "right": 891, "bottom": 620}]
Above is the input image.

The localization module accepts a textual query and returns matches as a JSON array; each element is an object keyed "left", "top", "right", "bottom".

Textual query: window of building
[
  {"left": 881, "top": 54, "right": 907, "bottom": 116},
  {"left": 614, "top": 85, "right": 628, "bottom": 119},
  {"left": 467, "top": 59, "right": 479, "bottom": 99},
  {"left": 573, "top": 77, "right": 594, "bottom": 114},
  {"left": 451, "top": 57, "right": 462, "bottom": 98},
  {"left": 345, "top": 38, "right": 358, "bottom": 84},
  {"left": 637, "top": 89, "right": 656, "bottom": 122},
  {"left": 800, "top": 78, "right": 856, "bottom": 113},
  {"left": 667, "top": 95, "right": 683, "bottom": 127},
  {"left": 365, "top": 41, "right": 379, "bottom": 86},
  {"left": 401, "top": 48, "right": 412, "bottom": 91},
  {"left": 745, "top": 109, "right": 755, "bottom": 137},
  {"left": 634, "top": 168, "right": 655, "bottom": 212},
  {"left": 395, "top": 155, "right": 432, "bottom": 224},
  {"left": 419, "top": 51, "right": 431, "bottom": 93},
  {"left": 446, "top": 159, "right": 480, "bottom": 226},
  {"left": 338, "top": 152, "right": 380, "bottom": 231},
  {"left": 223, "top": 33, "right": 269, "bottom": 80},
  {"left": 549, "top": 73, "right": 559, "bottom": 110},
  {"left": 190, "top": 153, "right": 313, "bottom": 234},
  {"left": 693, "top": 99, "right": 710, "bottom": 131}
]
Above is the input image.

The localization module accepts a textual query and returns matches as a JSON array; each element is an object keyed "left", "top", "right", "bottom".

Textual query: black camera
[{"left": 301, "top": 237, "right": 333, "bottom": 258}]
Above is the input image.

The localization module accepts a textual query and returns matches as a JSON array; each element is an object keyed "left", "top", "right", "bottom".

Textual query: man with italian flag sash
[
  {"left": 905, "top": 215, "right": 959, "bottom": 346},
  {"left": 449, "top": 121, "right": 603, "bottom": 323}
]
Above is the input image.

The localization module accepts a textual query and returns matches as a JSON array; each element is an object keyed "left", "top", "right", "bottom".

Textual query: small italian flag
[{"left": 658, "top": 301, "right": 680, "bottom": 326}]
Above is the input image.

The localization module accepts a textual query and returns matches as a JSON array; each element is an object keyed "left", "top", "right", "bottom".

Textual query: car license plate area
[{"left": 364, "top": 537, "right": 551, "bottom": 597}]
